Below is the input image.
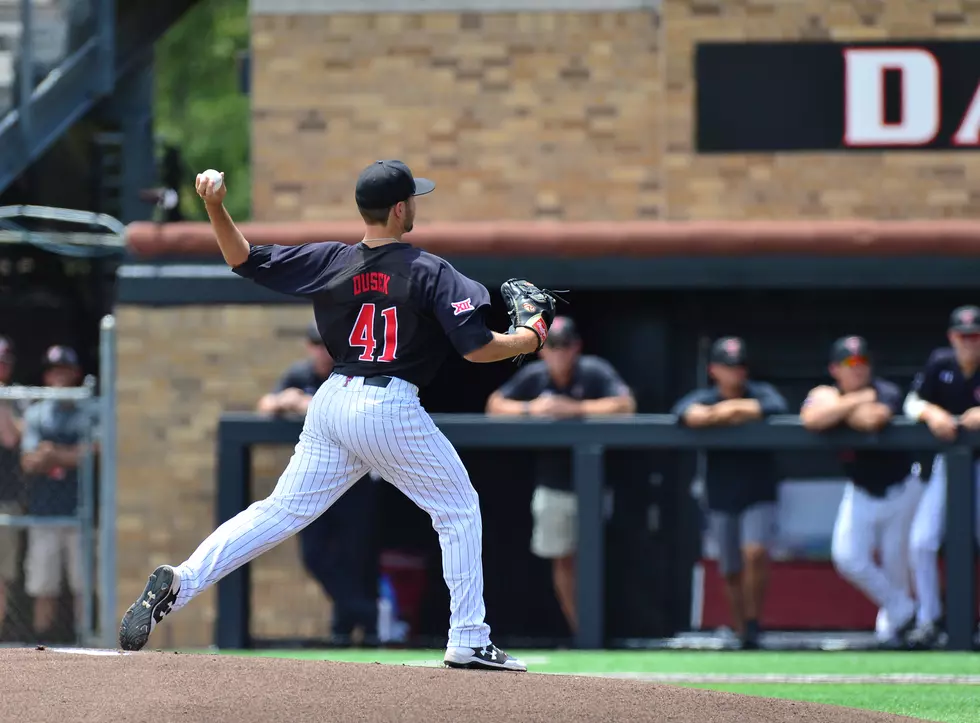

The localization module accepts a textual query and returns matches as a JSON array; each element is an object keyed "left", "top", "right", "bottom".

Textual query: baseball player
[
  {"left": 800, "top": 336, "right": 922, "bottom": 648},
  {"left": 119, "top": 161, "right": 560, "bottom": 671},
  {"left": 904, "top": 305, "right": 980, "bottom": 649},
  {"left": 672, "top": 337, "right": 787, "bottom": 650},
  {"left": 485, "top": 316, "right": 635, "bottom": 634}
]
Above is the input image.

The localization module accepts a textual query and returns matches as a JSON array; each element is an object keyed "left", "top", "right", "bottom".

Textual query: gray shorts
[{"left": 708, "top": 502, "right": 777, "bottom": 576}]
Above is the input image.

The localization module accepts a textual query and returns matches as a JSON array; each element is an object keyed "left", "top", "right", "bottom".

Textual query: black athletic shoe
[
  {"left": 444, "top": 644, "right": 527, "bottom": 671},
  {"left": 119, "top": 565, "right": 181, "bottom": 651},
  {"left": 907, "top": 620, "right": 944, "bottom": 651}
]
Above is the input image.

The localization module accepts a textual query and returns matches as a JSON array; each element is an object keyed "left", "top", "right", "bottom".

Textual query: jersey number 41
[{"left": 349, "top": 303, "right": 398, "bottom": 362}]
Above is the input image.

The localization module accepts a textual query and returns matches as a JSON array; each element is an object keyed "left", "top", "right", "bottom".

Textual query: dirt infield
[{"left": 0, "top": 648, "right": 924, "bottom": 723}]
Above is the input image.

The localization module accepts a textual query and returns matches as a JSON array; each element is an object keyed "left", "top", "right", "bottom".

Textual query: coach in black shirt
[
  {"left": 672, "top": 337, "right": 788, "bottom": 649},
  {"left": 800, "top": 336, "right": 920, "bottom": 648},
  {"left": 486, "top": 317, "right": 635, "bottom": 634},
  {"left": 257, "top": 321, "right": 335, "bottom": 416},
  {"left": 257, "top": 321, "right": 379, "bottom": 645}
]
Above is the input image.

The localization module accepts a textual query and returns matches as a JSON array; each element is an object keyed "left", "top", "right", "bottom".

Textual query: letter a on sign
[{"left": 844, "top": 48, "right": 940, "bottom": 146}]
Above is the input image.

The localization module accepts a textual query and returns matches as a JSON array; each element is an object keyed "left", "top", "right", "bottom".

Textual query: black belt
[{"left": 363, "top": 376, "right": 392, "bottom": 388}]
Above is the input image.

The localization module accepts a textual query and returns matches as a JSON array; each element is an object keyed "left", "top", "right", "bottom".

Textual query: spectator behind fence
[
  {"left": 0, "top": 336, "right": 23, "bottom": 637},
  {"left": 800, "top": 336, "right": 922, "bottom": 649},
  {"left": 672, "top": 337, "right": 788, "bottom": 650},
  {"left": 257, "top": 321, "right": 380, "bottom": 645},
  {"left": 485, "top": 317, "right": 635, "bottom": 635},
  {"left": 904, "top": 305, "right": 980, "bottom": 650},
  {"left": 21, "top": 345, "right": 97, "bottom": 642}
]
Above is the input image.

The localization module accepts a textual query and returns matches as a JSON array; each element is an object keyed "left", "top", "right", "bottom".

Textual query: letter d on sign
[{"left": 844, "top": 48, "right": 940, "bottom": 146}]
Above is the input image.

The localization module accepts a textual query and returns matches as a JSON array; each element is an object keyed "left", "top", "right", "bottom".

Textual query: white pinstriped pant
[{"left": 172, "top": 373, "right": 491, "bottom": 648}]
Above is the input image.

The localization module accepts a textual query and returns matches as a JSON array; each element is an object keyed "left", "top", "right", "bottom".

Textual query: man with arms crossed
[
  {"left": 485, "top": 317, "right": 635, "bottom": 634},
  {"left": 800, "top": 336, "right": 922, "bottom": 648},
  {"left": 120, "top": 162, "right": 559, "bottom": 671},
  {"left": 673, "top": 337, "right": 787, "bottom": 650},
  {"left": 904, "top": 306, "right": 980, "bottom": 649}
]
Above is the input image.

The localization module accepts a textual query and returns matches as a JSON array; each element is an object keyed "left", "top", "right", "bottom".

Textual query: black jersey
[
  {"left": 233, "top": 241, "right": 493, "bottom": 388},
  {"left": 911, "top": 347, "right": 980, "bottom": 415},
  {"left": 834, "top": 378, "right": 913, "bottom": 496}
]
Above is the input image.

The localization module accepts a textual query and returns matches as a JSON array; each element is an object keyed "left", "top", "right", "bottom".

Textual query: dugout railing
[{"left": 214, "top": 414, "right": 980, "bottom": 652}]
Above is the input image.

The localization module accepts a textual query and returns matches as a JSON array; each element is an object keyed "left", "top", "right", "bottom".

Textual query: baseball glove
[{"left": 500, "top": 278, "right": 566, "bottom": 354}]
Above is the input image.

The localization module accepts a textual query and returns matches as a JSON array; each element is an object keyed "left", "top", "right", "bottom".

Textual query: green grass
[
  {"left": 678, "top": 684, "right": 976, "bottom": 723},
  {"left": 224, "top": 648, "right": 980, "bottom": 675},
  {"left": 214, "top": 648, "right": 980, "bottom": 722}
]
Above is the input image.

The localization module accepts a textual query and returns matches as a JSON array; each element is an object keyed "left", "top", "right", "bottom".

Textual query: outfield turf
[{"left": 219, "top": 649, "right": 980, "bottom": 722}]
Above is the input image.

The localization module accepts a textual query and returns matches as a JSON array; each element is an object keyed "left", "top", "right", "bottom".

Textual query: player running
[{"left": 119, "top": 161, "right": 560, "bottom": 671}]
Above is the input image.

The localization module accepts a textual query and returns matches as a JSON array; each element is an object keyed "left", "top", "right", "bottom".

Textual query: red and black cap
[
  {"left": 710, "top": 336, "right": 747, "bottom": 367},
  {"left": 355, "top": 160, "right": 435, "bottom": 210},
  {"left": 949, "top": 305, "right": 980, "bottom": 334},
  {"left": 544, "top": 316, "right": 580, "bottom": 348},
  {"left": 43, "top": 345, "right": 80, "bottom": 369},
  {"left": 830, "top": 335, "right": 870, "bottom": 365}
]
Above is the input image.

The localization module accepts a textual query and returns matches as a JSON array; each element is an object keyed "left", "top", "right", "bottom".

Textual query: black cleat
[
  {"left": 444, "top": 644, "right": 527, "bottom": 671},
  {"left": 119, "top": 565, "right": 180, "bottom": 651}
]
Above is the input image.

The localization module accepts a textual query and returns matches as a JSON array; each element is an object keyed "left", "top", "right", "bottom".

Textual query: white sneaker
[{"left": 444, "top": 644, "right": 527, "bottom": 671}]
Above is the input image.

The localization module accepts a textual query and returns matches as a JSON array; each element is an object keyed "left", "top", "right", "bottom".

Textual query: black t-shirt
[
  {"left": 494, "top": 356, "right": 632, "bottom": 491},
  {"left": 911, "top": 347, "right": 980, "bottom": 415},
  {"left": 274, "top": 359, "right": 329, "bottom": 397},
  {"left": 233, "top": 241, "right": 493, "bottom": 389},
  {"left": 672, "top": 381, "right": 788, "bottom": 513},
  {"left": 805, "top": 378, "right": 913, "bottom": 497}
]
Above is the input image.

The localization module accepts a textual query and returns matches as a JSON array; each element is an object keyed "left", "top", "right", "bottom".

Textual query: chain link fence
[{"left": 0, "top": 378, "right": 100, "bottom": 645}]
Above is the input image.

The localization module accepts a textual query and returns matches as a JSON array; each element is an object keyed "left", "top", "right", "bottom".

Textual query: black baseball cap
[
  {"left": 43, "top": 345, "right": 79, "bottom": 368},
  {"left": 949, "top": 305, "right": 980, "bottom": 333},
  {"left": 830, "top": 335, "right": 871, "bottom": 365},
  {"left": 355, "top": 160, "right": 435, "bottom": 210},
  {"left": 0, "top": 336, "right": 13, "bottom": 363},
  {"left": 710, "top": 336, "right": 747, "bottom": 366},
  {"left": 544, "top": 316, "right": 580, "bottom": 347}
]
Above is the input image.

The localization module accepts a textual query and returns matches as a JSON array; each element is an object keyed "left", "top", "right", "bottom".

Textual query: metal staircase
[{"left": 0, "top": 0, "right": 201, "bottom": 194}]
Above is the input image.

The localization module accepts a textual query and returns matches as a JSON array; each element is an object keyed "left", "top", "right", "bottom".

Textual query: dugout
[{"left": 111, "top": 220, "right": 980, "bottom": 649}]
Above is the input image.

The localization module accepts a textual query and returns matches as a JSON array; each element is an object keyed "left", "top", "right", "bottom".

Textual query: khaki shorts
[
  {"left": 530, "top": 486, "right": 577, "bottom": 559},
  {"left": 0, "top": 501, "right": 20, "bottom": 582},
  {"left": 25, "top": 527, "right": 82, "bottom": 597}
]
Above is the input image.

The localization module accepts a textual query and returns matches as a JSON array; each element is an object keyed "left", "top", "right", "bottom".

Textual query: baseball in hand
[
  {"left": 202, "top": 169, "right": 222, "bottom": 190},
  {"left": 196, "top": 169, "right": 226, "bottom": 204}
]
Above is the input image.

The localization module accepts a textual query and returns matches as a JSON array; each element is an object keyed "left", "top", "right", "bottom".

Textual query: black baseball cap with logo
[
  {"left": 710, "top": 336, "right": 747, "bottom": 367},
  {"left": 830, "top": 335, "right": 871, "bottom": 365},
  {"left": 949, "top": 305, "right": 980, "bottom": 333},
  {"left": 43, "top": 345, "right": 80, "bottom": 369},
  {"left": 355, "top": 160, "right": 435, "bottom": 210},
  {"left": 544, "top": 316, "right": 580, "bottom": 348}
]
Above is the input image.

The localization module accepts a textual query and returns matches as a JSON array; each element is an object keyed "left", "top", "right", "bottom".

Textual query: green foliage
[{"left": 154, "top": 0, "right": 250, "bottom": 220}]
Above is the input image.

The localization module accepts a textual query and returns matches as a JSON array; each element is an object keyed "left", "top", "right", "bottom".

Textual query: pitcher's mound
[{"left": 0, "top": 648, "right": 921, "bottom": 723}]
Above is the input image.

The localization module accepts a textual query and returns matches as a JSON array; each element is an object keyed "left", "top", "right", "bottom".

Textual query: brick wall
[
  {"left": 250, "top": 10, "right": 665, "bottom": 222},
  {"left": 115, "top": 306, "right": 333, "bottom": 648},
  {"left": 250, "top": 1, "right": 980, "bottom": 223}
]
